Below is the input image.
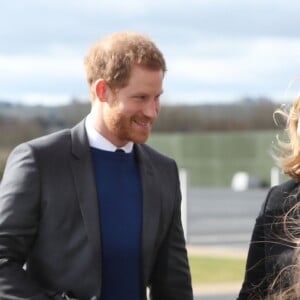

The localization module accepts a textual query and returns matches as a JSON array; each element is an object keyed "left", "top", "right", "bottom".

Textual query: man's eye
[{"left": 135, "top": 96, "right": 147, "bottom": 100}]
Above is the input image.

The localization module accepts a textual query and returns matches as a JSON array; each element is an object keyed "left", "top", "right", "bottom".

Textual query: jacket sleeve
[
  {"left": 237, "top": 199, "right": 269, "bottom": 300},
  {"left": 0, "top": 143, "right": 61, "bottom": 300},
  {"left": 149, "top": 161, "right": 193, "bottom": 300}
]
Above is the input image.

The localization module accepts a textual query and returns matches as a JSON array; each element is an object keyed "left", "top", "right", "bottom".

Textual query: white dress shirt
[{"left": 85, "top": 114, "right": 133, "bottom": 153}]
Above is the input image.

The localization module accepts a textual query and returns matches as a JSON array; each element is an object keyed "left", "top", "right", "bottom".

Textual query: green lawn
[
  {"left": 148, "top": 130, "right": 276, "bottom": 187},
  {"left": 189, "top": 255, "right": 246, "bottom": 284}
]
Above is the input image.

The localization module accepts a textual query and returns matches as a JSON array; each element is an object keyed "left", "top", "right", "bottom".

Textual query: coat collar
[{"left": 70, "top": 120, "right": 102, "bottom": 287}]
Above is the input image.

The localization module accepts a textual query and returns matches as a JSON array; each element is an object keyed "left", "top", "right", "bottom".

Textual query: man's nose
[{"left": 143, "top": 99, "right": 160, "bottom": 118}]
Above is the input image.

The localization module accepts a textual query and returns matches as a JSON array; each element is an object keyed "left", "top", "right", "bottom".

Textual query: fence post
[
  {"left": 179, "top": 169, "right": 188, "bottom": 242},
  {"left": 270, "top": 166, "right": 280, "bottom": 187}
]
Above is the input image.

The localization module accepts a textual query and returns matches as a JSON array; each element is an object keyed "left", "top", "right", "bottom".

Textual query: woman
[{"left": 238, "top": 98, "right": 300, "bottom": 299}]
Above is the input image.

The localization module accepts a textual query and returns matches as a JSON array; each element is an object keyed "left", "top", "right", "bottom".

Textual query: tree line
[
  {"left": 0, "top": 97, "right": 282, "bottom": 134},
  {"left": 0, "top": 97, "right": 285, "bottom": 179}
]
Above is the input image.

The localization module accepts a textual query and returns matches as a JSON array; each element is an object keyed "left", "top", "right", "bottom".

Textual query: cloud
[
  {"left": 2, "top": 36, "right": 300, "bottom": 105},
  {"left": 2, "top": 0, "right": 300, "bottom": 53},
  {"left": 1, "top": 0, "right": 300, "bottom": 105},
  {"left": 0, "top": 53, "right": 83, "bottom": 79},
  {"left": 0, "top": 51, "right": 87, "bottom": 102},
  {"left": 165, "top": 37, "right": 300, "bottom": 95},
  {"left": 2, "top": 93, "right": 73, "bottom": 106}
]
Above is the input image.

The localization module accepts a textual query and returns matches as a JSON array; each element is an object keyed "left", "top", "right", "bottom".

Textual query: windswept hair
[
  {"left": 84, "top": 32, "right": 167, "bottom": 101},
  {"left": 273, "top": 97, "right": 300, "bottom": 180},
  {"left": 261, "top": 98, "right": 300, "bottom": 300},
  {"left": 266, "top": 201, "right": 300, "bottom": 300},
  {"left": 266, "top": 255, "right": 300, "bottom": 300}
]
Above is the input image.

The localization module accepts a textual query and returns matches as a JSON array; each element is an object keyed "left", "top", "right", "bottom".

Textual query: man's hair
[
  {"left": 84, "top": 32, "right": 167, "bottom": 100},
  {"left": 272, "top": 97, "right": 300, "bottom": 179}
]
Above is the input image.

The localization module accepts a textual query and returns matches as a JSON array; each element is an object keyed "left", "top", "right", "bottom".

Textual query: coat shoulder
[
  {"left": 138, "top": 143, "right": 176, "bottom": 165},
  {"left": 264, "top": 179, "right": 300, "bottom": 213},
  {"left": 25, "top": 120, "right": 85, "bottom": 152},
  {"left": 27, "top": 128, "right": 71, "bottom": 148}
]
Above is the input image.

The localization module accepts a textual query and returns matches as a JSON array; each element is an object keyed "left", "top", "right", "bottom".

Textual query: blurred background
[{"left": 1, "top": 0, "right": 300, "bottom": 299}]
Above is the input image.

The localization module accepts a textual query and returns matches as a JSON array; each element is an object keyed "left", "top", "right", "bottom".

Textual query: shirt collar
[{"left": 85, "top": 114, "right": 134, "bottom": 153}]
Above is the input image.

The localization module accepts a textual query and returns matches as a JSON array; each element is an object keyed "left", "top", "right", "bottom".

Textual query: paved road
[
  {"left": 187, "top": 187, "right": 268, "bottom": 250},
  {"left": 187, "top": 188, "right": 269, "bottom": 300}
]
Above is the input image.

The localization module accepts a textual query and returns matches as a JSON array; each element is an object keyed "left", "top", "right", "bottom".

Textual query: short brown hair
[{"left": 84, "top": 32, "right": 167, "bottom": 100}]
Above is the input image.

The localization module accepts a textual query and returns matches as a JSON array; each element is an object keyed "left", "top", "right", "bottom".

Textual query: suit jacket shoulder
[
  {"left": 11, "top": 120, "right": 88, "bottom": 165},
  {"left": 138, "top": 143, "right": 176, "bottom": 164},
  {"left": 26, "top": 127, "right": 72, "bottom": 151},
  {"left": 136, "top": 143, "right": 180, "bottom": 189}
]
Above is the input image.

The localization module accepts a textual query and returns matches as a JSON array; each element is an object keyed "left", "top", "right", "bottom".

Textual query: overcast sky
[{"left": 1, "top": 0, "right": 300, "bottom": 106}]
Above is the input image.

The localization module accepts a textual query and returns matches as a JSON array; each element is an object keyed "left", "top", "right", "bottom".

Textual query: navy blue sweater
[{"left": 90, "top": 147, "right": 142, "bottom": 300}]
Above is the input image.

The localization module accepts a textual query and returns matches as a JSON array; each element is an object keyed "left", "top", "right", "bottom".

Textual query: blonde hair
[
  {"left": 84, "top": 32, "right": 167, "bottom": 100},
  {"left": 264, "top": 98, "right": 300, "bottom": 299},
  {"left": 273, "top": 97, "right": 300, "bottom": 179},
  {"left": 266, "top": 201, "right": 300, "bottom": 300}
]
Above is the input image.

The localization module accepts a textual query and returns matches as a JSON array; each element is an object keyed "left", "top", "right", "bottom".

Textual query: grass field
[
  {"left": 148, "top": 130, "right": 277, "bottom": 187},
  {"left": 189, "top": 255, "right": 246, "bottom": 284}
]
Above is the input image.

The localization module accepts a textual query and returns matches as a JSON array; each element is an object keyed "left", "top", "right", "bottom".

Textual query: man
[{"left": 0, "top": 32, "right": 193, "bottom": 300}]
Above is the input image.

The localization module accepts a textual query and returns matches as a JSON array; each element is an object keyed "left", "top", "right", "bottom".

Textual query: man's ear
[{"left": 94, "top": 79, "right": 109, "bottom": 102}]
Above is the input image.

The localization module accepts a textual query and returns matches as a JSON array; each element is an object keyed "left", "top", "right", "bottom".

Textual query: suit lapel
[
  {"left": 135, "top": 144, "right": 161, "bottom": 284},
  {"left": 70, "top": 120, "right": 102, "bottom": 272},
  {"left": 69, "top": 124, "right": 161, "bottom": 286}
]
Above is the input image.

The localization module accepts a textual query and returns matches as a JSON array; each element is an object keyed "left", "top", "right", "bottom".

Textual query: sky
[{"left": 1, "top": 0, "right": 300, "bottom": 106}]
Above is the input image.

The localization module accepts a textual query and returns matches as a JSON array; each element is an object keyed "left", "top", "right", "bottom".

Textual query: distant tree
[{"left": 154, "top": 98, "right": 278, "bottom": 132}]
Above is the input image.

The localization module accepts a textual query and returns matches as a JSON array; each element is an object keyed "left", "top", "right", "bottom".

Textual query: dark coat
[
  {"left": 0, "top": 120, "right": 193, "bottom": 300},
  {"left": 238, "top": 179, "right": 300, "bottom": 299}
]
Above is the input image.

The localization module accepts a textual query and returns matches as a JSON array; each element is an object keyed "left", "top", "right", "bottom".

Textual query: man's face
[{"left": 102, "top": 65, "right": 163, "bottom": 146}]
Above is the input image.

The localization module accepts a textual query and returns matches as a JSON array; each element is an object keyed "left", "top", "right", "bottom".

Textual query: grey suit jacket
[{"left": 0, "top": 120, "right": 193, "bottom": 300}]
